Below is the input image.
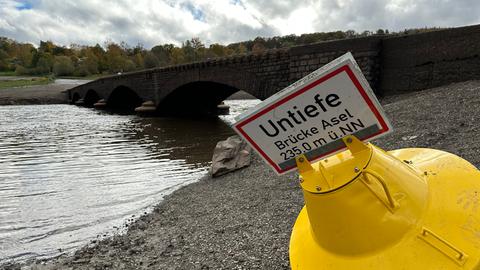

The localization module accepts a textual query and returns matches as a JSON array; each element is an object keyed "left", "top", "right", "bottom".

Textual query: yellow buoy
[{"left": 290, "top": 135, "right": 480, "bottom": 269}]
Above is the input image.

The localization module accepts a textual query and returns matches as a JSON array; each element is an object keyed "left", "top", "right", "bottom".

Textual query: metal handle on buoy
[
  {"left": 361, "top": 169, "right": 398, "bottom": 212},
  {"left": 419, "top": 228, "right": 468, "bottom": 266}
]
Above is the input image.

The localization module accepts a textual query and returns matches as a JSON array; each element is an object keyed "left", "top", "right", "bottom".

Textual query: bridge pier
[
  {"left": 217, "top": 102, "right": 230, "bottom": 115},
  {"left": 93, "top": 99, "right": 107, "bottom": 109},
  {"left": 74, "top": 98, "right": 85, "bottom": 106},
  {"left": 135, "top": 101, "right": 156, "bottom": 115}
]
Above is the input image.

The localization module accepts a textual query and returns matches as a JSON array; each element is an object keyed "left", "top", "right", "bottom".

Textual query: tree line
[{"left": 0, "top": 27, "right": 444, "bottom": 77}]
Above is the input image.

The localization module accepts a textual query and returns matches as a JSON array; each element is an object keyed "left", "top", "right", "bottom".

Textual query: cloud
[{"left": 0, "top": 0, "right": 480, "bottom": 48}]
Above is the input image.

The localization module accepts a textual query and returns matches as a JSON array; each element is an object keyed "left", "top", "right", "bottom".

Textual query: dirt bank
[
  {"left": 0, "top": 79, "right": 89, "bottom": 105},
  {"left": 2, "top": 80, "right": 480, "bottom": 270}
]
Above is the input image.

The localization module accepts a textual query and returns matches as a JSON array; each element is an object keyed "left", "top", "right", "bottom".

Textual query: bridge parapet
[
  {"left": 68, "top": 24, "right": 480, "bottom": 114},
  {"left": 66, "top": 36, "right": 381, "bottom": 114}
]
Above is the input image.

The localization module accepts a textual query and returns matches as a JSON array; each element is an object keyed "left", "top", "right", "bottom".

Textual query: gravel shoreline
[
  {"left": 2, "top": 80, "right": 480, "bottom": 269},
  {"left": 0, "top": 84, "right": 69, "bottom": 105},
  {"left": 0, "top": 79, "right": 91, "bottom": 105}
]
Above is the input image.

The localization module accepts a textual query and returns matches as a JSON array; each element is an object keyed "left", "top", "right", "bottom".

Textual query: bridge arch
[
  {"left": 107, "top": 85, "right": 143, "bottom": 113},
  {"left": 84, "top": 89, "right": 100, "bottom": 107},
  {"left": 157, "top": 81, "right": 241, "bottom": 115},
  {"left": 156, "top": 67, "right": 263, "bottom": 115}
]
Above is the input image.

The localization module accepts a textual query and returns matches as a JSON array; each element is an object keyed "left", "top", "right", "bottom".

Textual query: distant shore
[
  {"left": 2, "top": 80, "right": 479, "bottom": 269},
  {"left": 0, "top": 84, "right": 68, "bottom": 105},
  {"left": 0, "top": 78, "right": 90, "bottom": 105},
  {"left": 0, "top": 81, "right": 256, "bottom": 106}
]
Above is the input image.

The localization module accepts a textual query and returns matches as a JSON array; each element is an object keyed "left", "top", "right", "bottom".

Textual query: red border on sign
[{"left": 235, "top": 64, "right": 390, "bottom": 174}]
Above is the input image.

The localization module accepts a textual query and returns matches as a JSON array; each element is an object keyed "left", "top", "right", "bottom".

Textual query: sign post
[{"left": 233, "top": 52, "right": 392, "bottom": 174}]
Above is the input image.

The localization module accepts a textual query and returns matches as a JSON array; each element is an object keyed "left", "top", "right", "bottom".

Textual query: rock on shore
[
  {"left": 211, "top": 135, "right": 252, "bottom": 177},
  {"left": 2, "top": 80, "right": 480, "bottom": 270}
]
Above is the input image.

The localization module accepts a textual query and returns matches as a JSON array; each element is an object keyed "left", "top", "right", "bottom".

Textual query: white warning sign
[{"left": 233, "top": 52, "right": 392, "bottom": 175}]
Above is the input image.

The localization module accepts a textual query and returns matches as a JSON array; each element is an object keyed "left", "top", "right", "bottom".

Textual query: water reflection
[
  {"left": 0, "top": 100, "right": 260, "bottom": 263},
  {"left": 127, "top": 117, "right": 235, "bottom": 166}
]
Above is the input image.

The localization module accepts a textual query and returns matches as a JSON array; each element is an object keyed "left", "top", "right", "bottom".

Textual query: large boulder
[{"left": 211, "top": 135, "right": 252, "bottom": 177}]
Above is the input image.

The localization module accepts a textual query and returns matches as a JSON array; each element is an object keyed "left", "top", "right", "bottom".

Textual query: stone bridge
[{"left": 67, "top": 24, "right": 480, "bottom": 115}]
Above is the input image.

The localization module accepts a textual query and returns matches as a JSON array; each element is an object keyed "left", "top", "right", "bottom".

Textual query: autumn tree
[
  {"left": 15, "top": 43, "right": 35, "bottom": 68},
  {"left": 182, "top": 38, "right": 205, "bottom": 62},
  {"left": 143, "top": 52, "right": 159, "bottom": 68},
  {"left": 151, "top": 44, "right": 174, "bottom": 66},
  {"left": 2, "top": 27, "right": 444, "bottom": 76},
  {"left": 170, "top": 47, "right": 185, "bottom": 64},
  {"left": 208, "top": 43, "right": 227, "bottom": 57},
  {"left": 90, "top": 44, "right": 107, "bottom": 72},
  {"left": 235, "top": 44, "right": 245, "bottom": 54},
  {"left": 74, "top": 50, "right": 99, "bottom": 76},
  {"left": 182, "top": 39, "right": 195, "bottom": 62},
  {"left": 126, "top": 60, "right": 137, "bottom": 72},
  {"left": 33, "top": 52, "right": 54, "bottom": 74},
  {"left": 0, "top": 49, "right": 9, "bottom": 70},
  {"left": 53, "top": 56, "right": 74, "bottom": 76},
  {"left": 38, "top": 40, "right": 55, "bottom": 54},
  {"left": 105, "top": 42, "right": 126, "bottom": 73},
  {"left": 251, "top": 37, "right": 266, "bottom": 54},
  {"left": 132, "top": 53, "right": 144, "bottom": 69},
  {"left": 345, "top": 30, "right": 356, "bottom": 38},
  {"left": 0, "top": 37, "right": 13, "bottom": 71},
  {"left": 228, "top": 43, "right": 247, "bottom": 54}
]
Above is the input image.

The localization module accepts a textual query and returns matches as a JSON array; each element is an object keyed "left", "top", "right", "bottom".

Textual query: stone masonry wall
[
  {"left": 286, "top": 24, "right": 480, "bottom": 96},
  {"left": 288, "top": 36, "right": 382, "bottom": 93},
  {"left": 380, "top": 24, "right": 480, "bottom": 94},
  {"left": 68, "top": 24, "right": 480, "bottom": 103}
]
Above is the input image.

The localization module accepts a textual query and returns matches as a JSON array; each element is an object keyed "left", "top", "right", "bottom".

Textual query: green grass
[
  {"left": 0, "top": 71, "right": 16, "bottom": 76},
  {"left": 0, "top": 77, "right": 53, "bottom": 89}
]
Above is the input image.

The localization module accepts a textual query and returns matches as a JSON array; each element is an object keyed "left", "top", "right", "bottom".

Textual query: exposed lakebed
[{"left": 0, "top": 100, "right": 260, "bottom": 263}]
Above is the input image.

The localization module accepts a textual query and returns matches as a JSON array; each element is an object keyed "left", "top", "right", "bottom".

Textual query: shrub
[
  {"left": 53, "top": 56, "right": 74, "bottom": 76},
  {"left": 15, "top": 65, "right": 28, "bottom": 75},
  {"left": 123, "top": 59, "right": 136, "bottom": 72},
  {"left": 73, "top": 64, "right": 90, "bottom": 77},
  {"left": 143, "top": 52, "right": 159, "bottom": 68}
]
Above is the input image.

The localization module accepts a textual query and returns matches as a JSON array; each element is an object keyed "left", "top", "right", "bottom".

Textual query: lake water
[{"left": 0, "top": 100, "right": 260, "bottom": 263}]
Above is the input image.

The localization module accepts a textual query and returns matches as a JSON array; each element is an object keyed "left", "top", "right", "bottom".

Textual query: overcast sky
[{"left": 1, "top": 0, "right": 480, "bottom": 48}]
